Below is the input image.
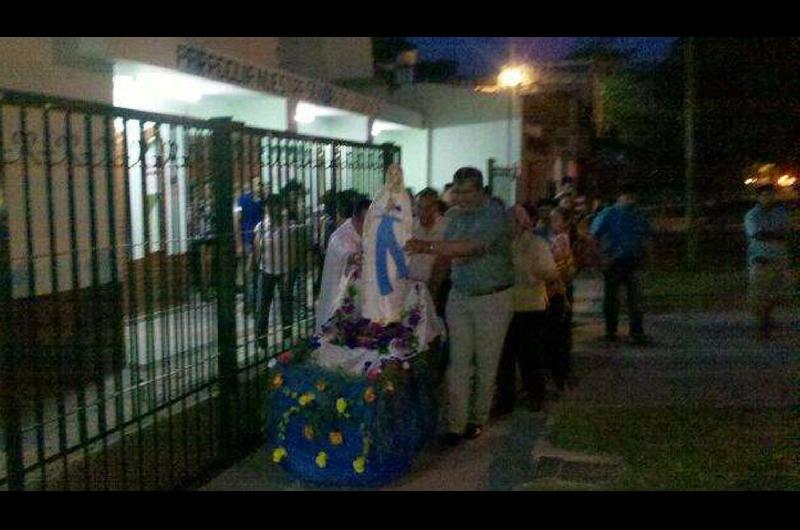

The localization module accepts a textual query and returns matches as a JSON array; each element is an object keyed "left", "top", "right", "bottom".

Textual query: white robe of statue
[{"left": 361, "top": 164, "right": 413, "bottom": 324}]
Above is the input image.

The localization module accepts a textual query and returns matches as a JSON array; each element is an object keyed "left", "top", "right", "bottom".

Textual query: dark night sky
[{"left": 406, "top": 37, "right": 678, "bottom": 77}]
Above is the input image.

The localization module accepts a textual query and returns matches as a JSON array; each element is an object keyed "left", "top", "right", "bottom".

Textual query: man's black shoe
[
  {"left": 464, "top": 424, "right": 483, "bottom": 440},
  {"left": 442, "top": 433, "right": 462, "bottom": 447}
]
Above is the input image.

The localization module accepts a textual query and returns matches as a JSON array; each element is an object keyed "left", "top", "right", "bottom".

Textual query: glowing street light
[
  {"left": 496, "top": 64, "right": 534, "bottom": 170},
  {"left": 497, "top": 64, "right": 532, "bottom": 89}
]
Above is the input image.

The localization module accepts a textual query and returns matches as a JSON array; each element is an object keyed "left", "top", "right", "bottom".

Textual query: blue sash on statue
[{"left": 375, "top": 215, "right": 409, "bottom": 296}]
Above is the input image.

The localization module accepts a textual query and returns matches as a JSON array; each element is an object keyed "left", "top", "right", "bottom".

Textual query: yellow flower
[
  {"left": 353, "top": 456, "right": 366, "bottom": 474},
  {"left": 303, "top": 424, "right": 315, "bottom": 440},
  {"left": 271, "top": 373, "right": 283, "bottom": 388},
  {"left": 298, "top": 392, "right": 315, "bottom": 406},
  {"left": 363, "top": 387, "right": 376, "bottom": 404},
  {"left": 315, "top": 380, "right": 328, "bottom": 392},
  {"left": 315, "top": 451, "right": 328, "bottom": 468},
  {"left": 336, "top": 398, "right": 348, "bottom": 414},
  {"left": 329, "top": 431, "right": 343, "bottom": 446},
  {"left": 272, "top": 447, "right": 288, "bottom": 463}
]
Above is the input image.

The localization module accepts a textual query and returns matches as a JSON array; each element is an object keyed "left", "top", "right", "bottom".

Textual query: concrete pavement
[{"left": 199, "top": 275, "right": 799, "bottom": 491}]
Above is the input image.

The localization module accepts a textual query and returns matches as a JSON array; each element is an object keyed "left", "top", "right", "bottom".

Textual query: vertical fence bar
[
  {"left": 42, "top": 106, "right": 65, "bottom": 491},
  {"left": 184, "top": 127, "right": 204, "bottom": 475},
  {"left": 138, "top": 119, "right": 161, "bottom": 488},
  {"left": 20, "top": 105, "right": 49, "bottom": 490},
  {"left": 154, "top": 123, "right": 176, "bottom": 488},
  {"left": 1, "top": 99, "right": 26, "bottom": 491},
  {"left": 103, "top": 115, "right": 127, "bottom": 490},
  {"left": 274, "top": 138, "right": 284, "bottom": 350},
  {"left": 208, "top": 118, "right": 239, "bottom": 458},
  {"left": 267, "top": 136, "right": 278, "bottom": 357},
  {"left": 84, "top": 113, "right": 112, "bottom": 490},
  {"left": 120, "top": 118, "right": 146, "bottom": 490},
  {"left": 166, "top": 123, "right": 188, "bottom": 484},
  {"left": 63, "top": 110, "right": 94, "bottom": 489},
  {"left": 172, "top": 124, "right": 190, "bottom": 484}
]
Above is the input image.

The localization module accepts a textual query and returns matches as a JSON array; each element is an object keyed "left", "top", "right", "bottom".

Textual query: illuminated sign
[{"left": 176, "top": 44, "right": 381, "bottom": 117}]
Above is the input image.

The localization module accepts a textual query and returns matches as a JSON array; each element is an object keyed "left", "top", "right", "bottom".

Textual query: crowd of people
[
  {"left": 237, "top": 167, "right": 656, "bottom": 448},
  {"left": 402, "top": 167, "right": 655, "bottom": 446},
  {"left": 220, "top": 160, "right": 796, "bottom": 460}
]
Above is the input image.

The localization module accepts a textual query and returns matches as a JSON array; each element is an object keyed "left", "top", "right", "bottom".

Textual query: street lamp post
[
  {"left": 507, "top": 85, "right": 514, "bottom": 167},
  {"left": 497, "top": 64, "right": 533, "bottom": 199}
]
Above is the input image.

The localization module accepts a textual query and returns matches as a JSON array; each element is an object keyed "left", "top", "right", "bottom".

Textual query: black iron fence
[{"left": 0, "top": 88, "right": 399, "bottom": 490}]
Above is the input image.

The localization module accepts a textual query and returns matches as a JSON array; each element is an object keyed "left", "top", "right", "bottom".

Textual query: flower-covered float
[{"left": 266, "top": 165, "right": 445, "bottom": 487}]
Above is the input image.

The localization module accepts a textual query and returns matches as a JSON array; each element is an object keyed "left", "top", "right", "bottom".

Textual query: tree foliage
[{"left": 593, "top": 37, "right": 800, "bottom": 203}]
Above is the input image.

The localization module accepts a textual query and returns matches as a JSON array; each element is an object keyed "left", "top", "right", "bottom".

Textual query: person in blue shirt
[
  {"left": 590, "top": 185, "right": 652, "bottom": 344},
  {"left": 744, "top": 183, "right": 792, "bottom": 339},
  {"left": 237, "top": 188, "right": 265, "bottom": 251},
  {"left": 236, "top": 185, "right": 265, "bottom": 311}
]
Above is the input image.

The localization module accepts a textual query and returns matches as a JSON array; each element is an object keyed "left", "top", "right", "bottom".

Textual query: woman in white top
[{"left": 496, "top": 204, "right": 559, "bottom": 413}]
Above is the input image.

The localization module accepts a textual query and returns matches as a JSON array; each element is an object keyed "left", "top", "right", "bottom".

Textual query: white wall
[
  {"left": 376, "top": 128, "right": 428, "bottom": 195},
  {"left": 0, "top": 37, "right": 114, "bottom": 103},
  {"left": 384, "top": 83, "right": 516, "bottom": 128},
  {"left": 297, "top": 115, "right": 368, "bottom": 143},
  {"left": 193, "top": 95, "right": 288, "bottom": 130},
  {"left": 430, "top": 119, "right": 522, "bottom": 191}
]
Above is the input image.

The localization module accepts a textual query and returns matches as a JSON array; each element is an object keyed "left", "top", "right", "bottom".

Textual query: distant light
[
  {"left": 777, "top": 174, "right": 796, "bottom": 187},
  {"left": 744, "top": 178, "right": 756, "bottom": 185},
  {"left": 497, "top": 65, "right": 533, "bottom": 89}
]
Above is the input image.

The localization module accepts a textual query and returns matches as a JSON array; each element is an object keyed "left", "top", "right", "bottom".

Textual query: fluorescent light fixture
[
  {"left": 114, "top": 67, "right": 239, "bottom": 107},
  {"left": 295, "top": 101, "right": 359, "bottom": 125},
  {"left": 371, "top": 120, "right": 409, "bottom": 137}
]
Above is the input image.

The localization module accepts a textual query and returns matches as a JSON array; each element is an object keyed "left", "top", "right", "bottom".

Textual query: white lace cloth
[{"left": 311, "top": 274, "right": 445, "bottom": 376}]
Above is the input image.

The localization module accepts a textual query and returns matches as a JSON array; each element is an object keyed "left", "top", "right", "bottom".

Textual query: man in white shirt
[
  {"left": 409, "top": 189, "right": 447, "bottom": 282},
  {"left": 408, "top": 188, "right": 449, "bottom": 315},
  {"left": 253, "top": 195, "right": 311, "bottom": 348},
  {"left": 315, "top": 198, "right": 371, "bottom": 333}
]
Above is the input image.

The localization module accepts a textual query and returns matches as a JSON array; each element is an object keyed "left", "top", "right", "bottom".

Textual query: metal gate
[{"left": 0, "top": 88, "right": 399, "bottom": 490}]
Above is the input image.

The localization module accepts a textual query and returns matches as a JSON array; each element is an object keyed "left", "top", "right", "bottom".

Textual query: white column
[
  {"left": 286, "top": 97, "right": 299, "bottom": 133},
  {"left": 366, "top": 116, "right": 375, "bottom": 145},
  {"left": 426, "top": 127, "right": 434, "bottom": 187}
]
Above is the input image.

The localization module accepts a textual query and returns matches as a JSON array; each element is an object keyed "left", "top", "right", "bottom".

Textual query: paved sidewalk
[{"left": 200, "top": 274, "right": 799, "bottom": 491}]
